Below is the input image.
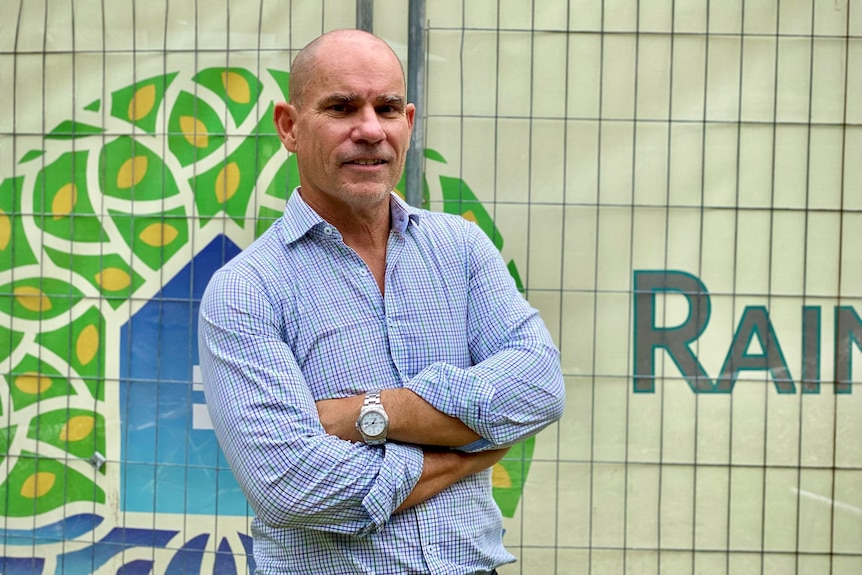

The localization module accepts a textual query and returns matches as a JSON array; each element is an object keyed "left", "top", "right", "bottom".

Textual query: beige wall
[{"left": 0, "top": 1, "right": 860, "bottom": 573}]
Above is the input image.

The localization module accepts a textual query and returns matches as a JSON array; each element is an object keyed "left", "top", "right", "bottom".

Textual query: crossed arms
[
  {"left": 316, "top": 389, "right": 505, "bottom": 512},
  {"left": 198, "top": 223, "right": 565, "bottom": 536}
]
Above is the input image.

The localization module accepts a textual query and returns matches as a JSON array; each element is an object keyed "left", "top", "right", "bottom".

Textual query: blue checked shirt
[{"left": 198, "top": 190, "right": 565, "bottom": 575}]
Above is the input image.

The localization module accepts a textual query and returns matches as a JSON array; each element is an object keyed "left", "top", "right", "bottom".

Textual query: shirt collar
[
  {"left": 281, "top": 187, "right": 422, "bottom": 244},
  {"left": 389, "top": 191, "right": 422, "bottom": 233}
]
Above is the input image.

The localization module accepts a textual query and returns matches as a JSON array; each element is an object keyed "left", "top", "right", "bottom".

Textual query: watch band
[{"left": 364, "top": 390, "right": 382, "bottom": 408}]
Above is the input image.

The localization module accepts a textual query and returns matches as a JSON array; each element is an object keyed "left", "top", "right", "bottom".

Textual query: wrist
[{"left": 355, "top": 390, "right": 389, "bottom": 445}]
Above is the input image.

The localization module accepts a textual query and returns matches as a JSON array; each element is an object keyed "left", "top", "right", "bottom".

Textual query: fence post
[
  {"left": 356, "top": 0, "right": 373, "bottom": 32},
  {"left": 405, "top": 0, "right": 425, "bottom": 208}
]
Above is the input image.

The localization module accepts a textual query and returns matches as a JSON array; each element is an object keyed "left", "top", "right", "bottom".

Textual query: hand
[
  {"left": 459, "top": 446, "right": 510, "bottom": 475},
  {"left": 316, "top": 396, "right": 364, "bottom": 442},
  {"left": 394, "top": 446, "right": 511, "bottom": 513}
]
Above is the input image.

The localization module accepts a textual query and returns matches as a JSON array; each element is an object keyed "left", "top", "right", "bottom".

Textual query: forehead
[{"left": 306, "top": 38, "right": 406, "bottom": 100}]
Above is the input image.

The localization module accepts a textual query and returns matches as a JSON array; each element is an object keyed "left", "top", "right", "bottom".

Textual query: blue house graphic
[{"left": 119, "top": 236, "right": 250, "bottom": 516}]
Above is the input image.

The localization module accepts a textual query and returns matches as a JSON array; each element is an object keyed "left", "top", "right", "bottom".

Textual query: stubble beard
[{"left": 335, "top": 179, "right": 395, "bottom": 212}]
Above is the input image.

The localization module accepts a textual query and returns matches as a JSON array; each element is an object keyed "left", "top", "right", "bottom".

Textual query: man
[{"left": 198, "top": 29, "right": 565, "bottom": 574}]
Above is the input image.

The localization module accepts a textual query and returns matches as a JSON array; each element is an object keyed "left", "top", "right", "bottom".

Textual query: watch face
[{"left": 361, "top": 411, "right": 386, "bottom": 437}]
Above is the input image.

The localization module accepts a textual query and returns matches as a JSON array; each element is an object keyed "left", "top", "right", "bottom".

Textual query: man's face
[{"left": 277, "top": 36, "right": 415, "bottom": 212}]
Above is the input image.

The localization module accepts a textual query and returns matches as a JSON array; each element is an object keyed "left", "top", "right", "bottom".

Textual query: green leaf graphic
[
  {"left": 0, "top": 177, "right": 38, "bottom": 270},
  {"left": 18, "top": 150, "right": 45, "bottom": 164},
  {"left": 43, "top": 247, "right": 144, "bottom": 308},
  {"left": 264, "top": 153, "right": 300, "bottom": 202},
  {"left": 108, "top": 206, "right": 190, "bottom": 271},
  {"left": 27, "top": 409, "right": 106, "bottom": 463},
  {"left": 0, "top": 452, "right": 105, "bottom": 517},
  {"left": 493, "top": 436, "right": 535, "bottom": 517},
  {"left": 256, "top": 206, "right": 282, "bottom": 238},
  {"left": 194, "top": 67, "right": 262, "bottom": 125},
  {"left": 6, "top": 355, "right": 76, "bottom": 412},
  {"left": 439, "top": 175, "right": 503, "bottom": 250},
  {"left": 0, "top": 324, "right": 24, "bottom": 366},
  {"left": 100, "top": 137, "right": 182, "bottom": 201},
  {"left": 424, "top": 148, "right": 447, "bottom": 163},
  {"left": 36, "top": 306, "right": 106, "bottom": 400},
  {"left": 507, "top": 260, "right": 525, "bottom": 293},
  {"left": 192, "top": 104, "right": 283, "bottom": 227},
  {"left": 0, "top": 277, "right": 84, "bottom": 321},
  {"left": 33, "top": 151, "right": 107, "bottom": 242},
  {"left": 110, "top": 73, "right": 178, "bottom": 133},
  {"left": 0, "top": 426, "right": 17, "bottom": 463},
  {"left": 45, "top": 120, "right": 104, "bottom": 140},
  {"left": 267, "top": 69, "right": 291, "bottom": 99},
  {"left": 168, "top": 91, "right": 226, "bottom": 166}
]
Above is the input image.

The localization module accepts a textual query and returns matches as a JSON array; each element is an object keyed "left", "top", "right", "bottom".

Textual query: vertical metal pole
[
  {"left": 405, "top": 0, "right": 425, "bottom": 207},
  {"left": 356, "top": 0, "right": 373, "bottom": 32}
]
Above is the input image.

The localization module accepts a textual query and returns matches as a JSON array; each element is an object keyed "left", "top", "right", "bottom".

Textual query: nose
[{"left": 351, "top": 105, "right": 385, "bottom": 144}]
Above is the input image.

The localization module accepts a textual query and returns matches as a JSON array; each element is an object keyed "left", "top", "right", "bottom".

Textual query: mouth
[{"left": 345, "top": 159, "right": 387, "bottom": 166}]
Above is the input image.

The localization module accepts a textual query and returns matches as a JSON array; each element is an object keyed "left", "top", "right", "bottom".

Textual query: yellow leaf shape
[
  {"left": 215, "top": 162, "right": 241, "bottom": 203},
  {"left": 14, "top": 286, "right": 52, "bottom": 312},
  {"left": 139, "top": 223, "right": 179, "bottom": 247},
  {"left": 52, "top": 183, "right": 77, "bottom": 220},
  {"left": 95, "top": 267, "right": 132, "bottom": 292},
  {"left": 221, "top": 71, "right": 250, "bottom": 104},
  {"left": 76, "top": 324, "right": 99, "bottom": 366},
  {"left": 60, "top": 415, "right": 95, "bottom": 442},
  {"left": 492, "top": 463, "right": 512, "bottom": 488},
  {"left": 128, "top": 84, "right": 156, "bottom": 121},
  {"left": 21, "top": 472, "right": 56, "bottom": 498},
  {"left": 462, "top": 210, "right": 478, "bottom": 223},
  {"left": 14, "top": 372, "right": 53, "bottom": 395},
  {"left": 180, "top": 115, "right": 209, "bottom": 148},
  {"left": 0, "top": 209, "right": 10, "bottom": 250},
  {"left": 117, "top": 156, "right": 148, "bottom": 189}
]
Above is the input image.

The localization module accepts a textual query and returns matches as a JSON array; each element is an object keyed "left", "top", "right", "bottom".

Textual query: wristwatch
[{"left": 355, "top": 390, "right": 389, "bottom": 445}]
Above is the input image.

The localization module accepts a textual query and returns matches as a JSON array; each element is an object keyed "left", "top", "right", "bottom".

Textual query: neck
[{"left": 299, "top": 188, "right": 391, "bottom": 250}]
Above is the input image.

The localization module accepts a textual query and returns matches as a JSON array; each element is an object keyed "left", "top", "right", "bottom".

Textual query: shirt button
[
  {"left": 323, "top": 226, "right": 333, "bottom": 235},
  {"left": 425, "top": 544, "right": 437, "bottom": 555}
]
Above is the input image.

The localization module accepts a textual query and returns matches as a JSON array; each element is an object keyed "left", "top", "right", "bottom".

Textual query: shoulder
[
  {"left": 205, "top": 221, "right": 294, "bottom": 302},
  {"left": 410, "top": 208, "right": 485, "bottom": 244}
]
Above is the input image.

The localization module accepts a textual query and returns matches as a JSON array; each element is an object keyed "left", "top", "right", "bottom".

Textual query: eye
[{"left": 377, "top": 105, "right": 401, "bottom": 116}]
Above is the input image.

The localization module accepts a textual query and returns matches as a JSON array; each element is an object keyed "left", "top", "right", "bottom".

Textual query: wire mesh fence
[{"left": 0, "top": 1, "right": 860, "bottom": 573}]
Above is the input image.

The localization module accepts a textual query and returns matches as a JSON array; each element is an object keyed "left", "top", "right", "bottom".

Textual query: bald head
[{"left": 289, "top": 29, "right": 406, "bottom": 109}]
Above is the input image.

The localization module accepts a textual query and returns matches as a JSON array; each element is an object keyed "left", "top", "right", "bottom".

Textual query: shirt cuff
[
  {"left": 405, "top": 362, "right": 495, "bottom": 437},
  {"left": 454, "top": 438, "right": 493, "bottom": 452},
  {"left": 359, "top": 442, "right": 424, "bottom": 534}
]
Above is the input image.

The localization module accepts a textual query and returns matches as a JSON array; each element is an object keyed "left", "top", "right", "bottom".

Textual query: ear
[
  {"left": 273, "top": 101, "right": 298, "bottom": 152},
  {"left": 405, "top": 103, "right": 416, "bottom": 133}
]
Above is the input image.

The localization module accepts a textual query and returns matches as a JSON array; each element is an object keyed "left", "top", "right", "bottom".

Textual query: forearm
[
  {"left": 316, "top": 389, "right": 481, "bottom": 447},
  {"left": 384, "top": 389, "right": 480, "bottom": 446},
  {"left": 404, "top": 340, "right": 565, "bottom": 449},
  {"left": 394, "top": 447, "right": 509, "bottom": 513},
  {"left": 232, "top": 433, "right": 423, "bottom": 534}
]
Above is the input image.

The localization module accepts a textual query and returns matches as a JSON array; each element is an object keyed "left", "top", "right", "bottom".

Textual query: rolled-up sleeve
[
  {"left": 199, "top": 267, "right": 424, "bottom": 536},
  {"left": 404, "top": 223, "right": 566, "bottom": 450}
]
